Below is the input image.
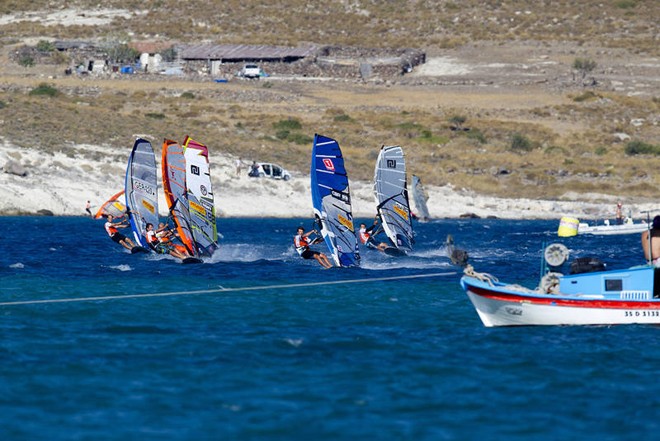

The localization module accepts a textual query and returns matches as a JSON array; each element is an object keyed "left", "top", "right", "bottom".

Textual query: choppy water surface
[{"left": 0, "top": 217, "right": 657, "bottom": 440}]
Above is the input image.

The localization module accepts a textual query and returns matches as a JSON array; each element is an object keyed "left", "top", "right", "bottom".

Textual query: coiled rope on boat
[{"left": 463, "top": 264, "right": 498, "bottom": 286}]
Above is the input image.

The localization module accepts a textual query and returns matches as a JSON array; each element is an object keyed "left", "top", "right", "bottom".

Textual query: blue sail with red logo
[
  {"left": 125, "top": 138, "right": 158, "bottom": 249},
  {"left": 310, "top": 134, "right": 360, "bottom": 267}
]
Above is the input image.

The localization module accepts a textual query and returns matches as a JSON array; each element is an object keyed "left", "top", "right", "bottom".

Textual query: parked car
[
  {"left": 248, "top": 162, "right": 291, "bottom": 181},
  {"left": 240, "top": 64, "right": 262, "bottom": 79}
]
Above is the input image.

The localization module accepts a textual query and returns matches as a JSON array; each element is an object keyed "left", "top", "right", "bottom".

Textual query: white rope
[{"left": 0, "top": 272, "right": 456, "bottom": 307}]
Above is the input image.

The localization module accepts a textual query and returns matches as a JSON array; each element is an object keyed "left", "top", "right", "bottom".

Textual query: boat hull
[
  {"left": 578, "top": 222, "right": 648, "bottom": 235},
  {"left": 461, "top": 275, "right": 660, "bottom": 327}
]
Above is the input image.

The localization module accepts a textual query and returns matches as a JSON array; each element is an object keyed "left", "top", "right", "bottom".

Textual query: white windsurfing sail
[
  {"left": 125, "top": 138, "right": 159, "bottom": 249},
  {"left": 310, "top": 134, "right": 360, "bottom": 267},
  {"left": 411, "top": 175, "right": 431, "bottom": 221},
  {"left": 373, "top": 145, "right": 414, "bottom": 253},
  {"left": 182, "top": 136, "right": 218, "bottom": 257},
  {"left": 162, "top": 139, "right": 198, "bottom": 258}
]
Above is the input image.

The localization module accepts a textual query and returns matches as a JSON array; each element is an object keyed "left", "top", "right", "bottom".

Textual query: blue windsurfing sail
[
  {"left": 373, "top": 145, "right": 414, "bottom": 253},
  {"left": 125, "top": 138, "right": 159, "bottom": 249},
  {"left": 310, "top": 134, "right": 360, "bottom": 267}
]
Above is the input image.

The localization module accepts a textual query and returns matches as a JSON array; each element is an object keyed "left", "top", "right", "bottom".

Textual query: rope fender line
[{"left": 0, "top": 272, "right": 457, "bottom": 307}]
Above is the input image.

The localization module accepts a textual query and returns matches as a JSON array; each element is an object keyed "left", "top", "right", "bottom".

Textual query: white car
[
  {"left": 240, "top": 64, "right": 262, "bottom": 79},
  {"left": 248, "top": 162, "right": 291, "bottom": 181}
]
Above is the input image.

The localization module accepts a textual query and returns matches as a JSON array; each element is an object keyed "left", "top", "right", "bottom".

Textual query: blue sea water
[{"left": 0, "top": 216, "right": 658, "bottom": 441}]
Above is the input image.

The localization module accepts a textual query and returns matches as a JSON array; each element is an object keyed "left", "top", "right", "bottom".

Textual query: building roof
[
  {"left": 129, "top": 41, "right": 176, "bottom": 54},
  {"left": 180, "top": 44, "right": 317, "bottom": 61}
]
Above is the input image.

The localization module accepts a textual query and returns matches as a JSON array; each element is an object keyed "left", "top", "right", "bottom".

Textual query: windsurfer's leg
[{"left": 317, "top": 253, "right": 332, "bottom": 268}]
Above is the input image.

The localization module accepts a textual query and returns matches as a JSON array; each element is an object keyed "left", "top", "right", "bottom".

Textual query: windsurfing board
[
  {"left": 182, "top": 257, "right": 203, "bottom": 264},
  {"left": 130, "top": 246, "right": 150, "bottom": 254},
  {"left": 383, "top": 247, "right": 407, "bottom": 257}
]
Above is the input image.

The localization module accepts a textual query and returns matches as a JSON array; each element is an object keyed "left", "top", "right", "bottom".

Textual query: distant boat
[
  {"left": 94, "top": 190, "right": 125, "bottom": 219},
  {"left": 411, "top": 175, "right": 430, "bottom": 222},
  {"left": 373, "top": 145, "right": 414, "bottom": 255},
  {"left": 558, "top": 216, "right": 649, "bottom": 236},
  {"left": 182, "top": 136, "right": 219, "bottom": 257},
  {"left": 310, "top": 134, "right": 360, "bottom": 267},
  {"left": 162, "top": 139, "right": 199, "bottom": 259},
  {"left": 460, "top": 243, "right": 660, "bottom": 327},
  {"left": 125, "top": 138, "right": 158, "bottom": 250}
]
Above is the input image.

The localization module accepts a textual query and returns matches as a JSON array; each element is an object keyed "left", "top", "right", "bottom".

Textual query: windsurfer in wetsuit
[
  {"left": 359, "top": 217, "right": 390, "bottom": 252},
  {"left": 104, "top": 214, "right": 137, "bottom": 250},
  {"left": 293, "top": 227, "right": 333, "bottom": 269},
  {"left": 148, "top": 222, "right": 189, "bottom": 260}
]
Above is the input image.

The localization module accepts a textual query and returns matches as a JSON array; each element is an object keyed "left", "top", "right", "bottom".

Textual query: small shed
[{"left": 128, "top": 41, "right": 176, "bottom": 72}]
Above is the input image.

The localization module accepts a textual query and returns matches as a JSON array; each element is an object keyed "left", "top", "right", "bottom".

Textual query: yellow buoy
[{"left": 557, "top": 216, "right": 579, "bottom": 237}]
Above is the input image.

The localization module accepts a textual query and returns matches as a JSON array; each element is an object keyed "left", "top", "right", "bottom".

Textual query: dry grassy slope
[
  {"left": 2, "top": 0, "right": 659, "bottom": 52},
  {"left": 0, "top": 0, "right": 659, "bottom": 201}
]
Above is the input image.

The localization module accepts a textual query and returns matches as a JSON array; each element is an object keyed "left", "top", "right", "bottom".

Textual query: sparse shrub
[
  {"left": 36, "top": 40, "right": 55, "bottom": 52},
  {"left": 615, "top": 0, "right": 637, "bottom": 8},
  {"left": 160, "top": 47, "right": 177, "bottom": 62},
  {"left": 145, "top": 112, "right": 166, "bottom": 119},
  {"left": 181, "top": 92, "right": 195, "bottom": 99},
  {"left": 273, "top": 118, "right": 302, "bottom": 131},
  {"left": 107, "top": 43, "right": 139, "bottom": 64},
  {"left": 262, "top": 82, "right": 273, "bottom": 89},
  {"left": 466, "top": 129, "right": 487, "bottom": 144},
  {"left": 448, "top": 115, "right": 467, "bottom": 129},
  {"left": 595, "top": 146, "right": 607, "bottom": 155},
  {"left": 572, "top": 57, "right": 597, "bottom": 84},
  {"left": 624, "top": 140, "right": 658, "bottom": 155},
  {"left": 287, "top": 133, "right": 313, "bottom": 145},
  {"left": 334, "top": 114, "right": 352, "bottom": 122},
  {"left": 544, "top": 145, "right": 568, "bottom": 155},
  {"left": 18, "top": 55, "right": 34, "bottom": 68},
  {"left": 0, "top": 100, "right": 6, "bottom": 109},
  {"left": 29, "top": 83, "right": 59, "bottom": 97},
  {"left": 510, "top": 133, "right": 532, "bottom": 152},
  {"left": 275, "top": 130, "right": 290, "bottom": 140}
]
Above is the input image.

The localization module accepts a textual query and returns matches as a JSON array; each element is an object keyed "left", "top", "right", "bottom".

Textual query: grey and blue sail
[
  {"left": 411, "top": 175, "right": 431, "bottom": 221},
  {"left": 373, "top": 145, "right": 414, "bottom": 253},
  {"left": 125, "top": 138, "right": 159, "bottom": 249},
  {"left": 310, "top": 134, "right": 360, "bottom": 267}
]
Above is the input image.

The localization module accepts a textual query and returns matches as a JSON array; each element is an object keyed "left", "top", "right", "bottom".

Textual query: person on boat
[
  {"left": 641, "top": 215, "right": 660, "bottom": 266},
  {"left": 615, "top": 202, "right": 624, "bottom": 225},
  {"left": 85, "top": 200, "right": 92, "bottom": 216},
  {"left": 293, "top": 227, "right": 333, "bottom": 269},
  {"left": 104, "top": 214, "right": 137, "bottom": 250}
]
